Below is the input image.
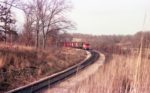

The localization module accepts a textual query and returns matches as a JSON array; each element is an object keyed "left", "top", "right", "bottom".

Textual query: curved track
[{"left": 7, "top": 50, "right": 99, "bottom": 93}]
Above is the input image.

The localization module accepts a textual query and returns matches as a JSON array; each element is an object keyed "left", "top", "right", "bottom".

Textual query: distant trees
[
  {"left": 72, "top": 33, "right": 123, "bottom": 50},
  {"left": 133, "top": 31, "right": 150, "bottom": 48},
  {"left": 0, "top": 0, "right": 17, "bottom": 43},
  {"left": 72, "top": 32, "right": 150, "bottom": 54}
]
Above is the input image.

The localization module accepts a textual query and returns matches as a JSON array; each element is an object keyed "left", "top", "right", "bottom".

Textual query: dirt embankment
[{"left": 0, "top": 46, "right": 86, "bottom": 92}]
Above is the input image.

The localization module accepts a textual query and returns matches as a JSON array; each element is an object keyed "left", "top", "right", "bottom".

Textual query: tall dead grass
[{"left": 61, "top": 47, "right": 150, "bottom": 93}]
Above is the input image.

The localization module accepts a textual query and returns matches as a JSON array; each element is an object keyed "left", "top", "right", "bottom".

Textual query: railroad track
[{"left": 7, "top": 50, "right": 99, "bottom": 93}]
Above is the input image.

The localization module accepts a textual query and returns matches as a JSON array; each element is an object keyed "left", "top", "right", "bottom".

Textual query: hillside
[{"left": 0, "top": 45, "right": 86, "bottom": 92}]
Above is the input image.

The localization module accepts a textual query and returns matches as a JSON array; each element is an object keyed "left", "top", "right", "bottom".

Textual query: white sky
[
  {"left": 1, "top": 0, "right": 150, "bottom": 35},
  {"left": 70, "top": 0, "right": 150, "bottom": 35}
]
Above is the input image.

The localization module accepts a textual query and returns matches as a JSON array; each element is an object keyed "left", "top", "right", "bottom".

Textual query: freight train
[{"left": 64, "top": 42, "right": 90, "bottom": 50}]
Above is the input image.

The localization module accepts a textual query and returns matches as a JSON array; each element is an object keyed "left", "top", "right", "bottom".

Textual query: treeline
[
  {"left": 1, "top": 0, "right": 149, "bottom": 52},
  {"left": 72, "top": 31, "right": 150, "bottom": 54},
  {"left": 0, "top": 0, "right": 74, "bottom": 49}
]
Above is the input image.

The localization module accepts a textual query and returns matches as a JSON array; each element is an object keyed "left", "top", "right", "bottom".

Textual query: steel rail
[{"left": 7, "top": 50, "right": 99, "bottom": 93}]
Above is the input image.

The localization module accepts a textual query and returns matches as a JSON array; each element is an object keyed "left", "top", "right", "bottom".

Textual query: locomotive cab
[{"left": 83, "top": 43, "right": 90, "bottom": 50}]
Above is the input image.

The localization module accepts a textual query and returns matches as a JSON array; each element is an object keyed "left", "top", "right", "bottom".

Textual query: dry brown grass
[
  {"left": 60, "top": 48, "right": 150, "bottom": 93},
  {"left": 0, "top": 58, "right": 4, "bottom": 69},
  {"left": 0, "top": 45, "right": 86, "bottom": 92}
]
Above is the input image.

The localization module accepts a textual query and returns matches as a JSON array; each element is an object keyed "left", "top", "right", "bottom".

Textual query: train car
[
  {"left": 64, "top": 41, "right": 90, "bottom": 50},
  {"left": 75, "top": 42, "right": 84, "bottom": 49}
]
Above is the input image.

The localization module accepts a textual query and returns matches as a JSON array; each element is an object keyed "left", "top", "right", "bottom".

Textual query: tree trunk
[
  {"left": 4, "top": 0, "right": 7, "bottom": 44},
  {"left": 42, "top": 21, "right": 46, "bottom": 49},
  {"left": 4, "top": 24, "right": 7, "bottom": 44},
  {"left": 42, "top": 36, "right": 46, "bottom": 49},
  {"left": 36, "top": 29, "right": 39, "bottom": 49},
  {"left": 42, "top": 31, "right": 46, "bottom": 49},
  {"left": 35, "top": 18, "right": 40, "bottom": 49}
]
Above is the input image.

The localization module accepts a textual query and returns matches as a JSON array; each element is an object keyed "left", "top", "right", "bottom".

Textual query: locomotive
[{"left": 64, "top": 42, "right": 90, "bottom": 50}]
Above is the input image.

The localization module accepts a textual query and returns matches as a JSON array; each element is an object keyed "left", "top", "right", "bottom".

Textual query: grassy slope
[{"left": 0, "top": 46, "right": 86, "bottom": 92}]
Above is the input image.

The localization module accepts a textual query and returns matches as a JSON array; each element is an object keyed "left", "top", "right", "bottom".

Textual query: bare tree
[
  {"left": 20, "top": 5, "right": 35, "bottom": 46},
  {"left": 21, "top": 0, "right": 74, "bottom": 49},
  {"left": 0, "top": 0, "right": 17, "bottom": 43}
]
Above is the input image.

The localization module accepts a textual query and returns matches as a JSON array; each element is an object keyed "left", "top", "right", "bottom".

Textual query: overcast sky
[
  {"left": 1, "top": 0, "right": 150, "bottom": 35},
  {"left": 70, "top": 0, "right": 150, "bottom": 35}
]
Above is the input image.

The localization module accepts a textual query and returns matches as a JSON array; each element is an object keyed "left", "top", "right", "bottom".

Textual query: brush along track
[{"left": 7, "top": 50, "right": 99, "bottom": 93}]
